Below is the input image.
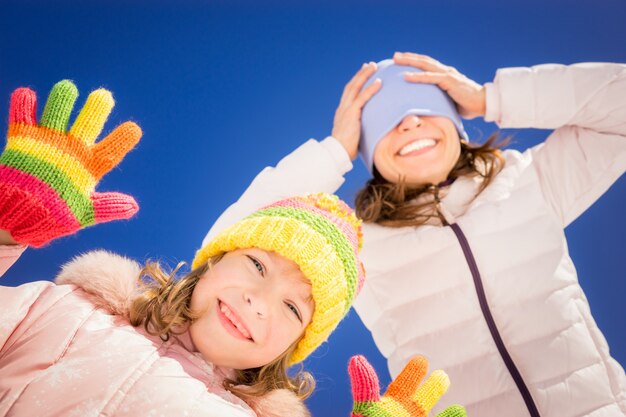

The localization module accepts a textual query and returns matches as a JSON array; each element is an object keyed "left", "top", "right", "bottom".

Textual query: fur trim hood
[
  {"left": 55, "top": 250, "right": 142, "bottom": 318},
  {"left": 54, "top": 250, "right": 311, "bottom": 417}
]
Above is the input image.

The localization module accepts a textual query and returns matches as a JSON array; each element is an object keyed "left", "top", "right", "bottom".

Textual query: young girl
[
  {"left": 0, "top": 80, "right": 371, "bottom": 417},
  {"left": 0, "top": 79, "right": 468, "bottom": 417},
  {"left": 202, "top": 55, "right": 626, "bottom": 417}
]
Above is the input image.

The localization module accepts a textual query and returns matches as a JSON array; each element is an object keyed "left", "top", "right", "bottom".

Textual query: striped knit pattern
[
  {"left": 192, "top": 192, "right": 365, "bottom": 365},
  {"left": 0, "top": 80, "right": 142, "bottom": 247},
  {"left": 349, "top": 355, "right": 466, "bottom": 417}
]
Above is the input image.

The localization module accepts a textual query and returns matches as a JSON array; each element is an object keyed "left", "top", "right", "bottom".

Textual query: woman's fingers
[
  {"left": 332, "top": 62, "right": 381, "bottom": 160},
  {"left": 403, "top": 71, "right": 456, "bottom": 91},
  {"left": 334, "top": 75, "right": 381, "bottom": 132},
  {"left": 334, "top": 77, "right": 380, "bottom": 138},
  {"left": 393, "top": 52, "right": 456, "bottom": 74},
  {"left": 405, "top": 69, "right": 485, "bottom": 118},
  {"left": 353, "top": 77, "right": 382, "bottom": 108},
  {"left": 339, "top": 62, "right": 378, "bottom": 108},
  {"left": 394, "top": 52, "right": 486, "bottom": 119}
]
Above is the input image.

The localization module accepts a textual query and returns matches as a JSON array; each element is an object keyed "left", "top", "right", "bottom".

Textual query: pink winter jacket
[{"left": 0, "top": 247, "right": 310, "bottom": 417}]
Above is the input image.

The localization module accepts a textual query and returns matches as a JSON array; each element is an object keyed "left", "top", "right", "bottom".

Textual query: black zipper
[{"left": 449, "top": 222, "right": 540, "bottom": 417}]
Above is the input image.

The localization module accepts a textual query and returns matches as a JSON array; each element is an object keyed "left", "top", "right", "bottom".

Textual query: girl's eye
[
  {"left": 247, "top": 255, "right": 265, "bottom": 276},
  {"left": 286, "top": 302, "right": 302, "bottom": 322}
]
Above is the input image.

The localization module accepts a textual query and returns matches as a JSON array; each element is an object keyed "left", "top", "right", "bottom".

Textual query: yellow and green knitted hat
[{"left": 192, "top": 193, "right": 365, "bottom": 365}]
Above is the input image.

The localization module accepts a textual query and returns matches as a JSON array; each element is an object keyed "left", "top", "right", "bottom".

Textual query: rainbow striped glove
[
  {"left": 0, "top": 80, "right": 142, "bottom": 247},
  {"left": 349, "top": 355, "right": 466, "bottom": 417}
]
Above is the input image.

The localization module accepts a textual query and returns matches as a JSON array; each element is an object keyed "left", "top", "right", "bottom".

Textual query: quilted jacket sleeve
[
  {"left": 485, "top": 62, "right": 626, "bottom": 227},
  {"left": 0, "top": 244, "right": 53, "bottom": 352},
  {"left": 201, "top": 137, "right": 352, "bottom": 247},
  {"left": 190, "top": 394, "right": 257, "bottom": 417}
]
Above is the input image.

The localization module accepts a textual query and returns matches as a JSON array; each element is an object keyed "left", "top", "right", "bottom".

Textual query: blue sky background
[{"left": 1, "top": 0, "right": 625, "bottom": 415}]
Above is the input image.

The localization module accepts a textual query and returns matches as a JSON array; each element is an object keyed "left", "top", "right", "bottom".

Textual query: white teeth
[
  {"left": 220, "top": 303, "right": 251, "bottom": 339},
  {"left": 398, "top": 139, "right": 437, "bottom": 156}
]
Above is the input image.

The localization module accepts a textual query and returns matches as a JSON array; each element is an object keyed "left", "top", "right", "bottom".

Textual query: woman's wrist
[{"left": 483, "top": 82, "right": 501, "bottom": 123}]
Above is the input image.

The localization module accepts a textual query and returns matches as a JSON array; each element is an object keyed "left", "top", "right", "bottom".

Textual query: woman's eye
[
  {"left": 248, "top": 256, "right": 264, "bottom": 275},
  {"left": 287, "top": 302, "right": 302, "bottom": 322}
]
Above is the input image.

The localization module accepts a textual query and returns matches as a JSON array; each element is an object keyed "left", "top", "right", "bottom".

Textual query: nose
[
  {"left": 397, "top": 114, "right": 423, "bottom": 132},
  {"left": 244, "top": 291, "right": 268, "bottom": 319}
]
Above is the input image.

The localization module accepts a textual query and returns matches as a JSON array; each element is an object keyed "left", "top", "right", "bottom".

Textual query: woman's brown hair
[
  {"left": 355, "top": 133, "right": 508, "bottom": 227},
  {"left": 128, "top": 256, "right": 315, "bottom": 402}
]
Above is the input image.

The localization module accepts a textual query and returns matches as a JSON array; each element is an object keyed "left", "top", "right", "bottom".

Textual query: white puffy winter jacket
[{"left": 203, "top": 63, "right": 626, "bottom": 417}]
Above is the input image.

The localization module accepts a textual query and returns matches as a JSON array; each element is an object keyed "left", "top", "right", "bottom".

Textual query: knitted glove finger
[
  {"left": 349, "top": 355, "right": 382, "bottom": 407},
  {"left": 9, "top": 87, "right": 37, "bottom": 125},
  {"left": 348, "top": 355, "right": 464, "bottom": 417},
  {"left": 0, "top": 80, "right": 141, "bottom": 247},
  {"left": 40, "top": 80, "right": 79, "bottom": 132},
  {"left": 385, "top": 355, "right": 428, "bottom": 400},
  {"left": 386, "top": 356, "right": 442, "bottom": 417},
  {"left": 434, "top": 405, "right": 467, "bottom": 417},
  {"left": 91, "top": 191, "right": 138, "bottom": 223},
  {"left": 92, "top": 121, "right": 142, "bottom": 180},
  {"left": 69, "top": 88, "right": 114, "bottom": 144},
  {"left": 407, "top": 363, "right": 450, "bottom": 415}
]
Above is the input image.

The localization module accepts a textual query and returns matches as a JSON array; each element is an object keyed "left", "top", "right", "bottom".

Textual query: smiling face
[
  {"left": 373, "top": 114, "right": 461, "bottom": 186},
  {"left": 188, "top": 248, "right": 314, "bottom": 370}
]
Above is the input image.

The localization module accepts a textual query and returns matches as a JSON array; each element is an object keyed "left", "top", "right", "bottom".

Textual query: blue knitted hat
[{"left": 359, "top": 59, "right": 468, "bottom": 173}]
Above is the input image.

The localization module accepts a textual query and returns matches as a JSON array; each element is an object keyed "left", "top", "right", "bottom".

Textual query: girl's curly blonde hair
[{"left": 128, "top": 255, "right": 315, "bottom": 403}]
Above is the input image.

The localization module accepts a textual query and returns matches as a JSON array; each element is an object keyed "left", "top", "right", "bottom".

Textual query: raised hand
[
  {"left": 0, "top": 80, "right": 142, "bottom": 247},
  {"left": 393, "top": 52, "right": 486, "bottom": 119},
  {"left": 332, "top": 62, "right": 383, "bottom": 160},
  {"left": 348, "top": 355, "right": 466, "bottom": 417}
]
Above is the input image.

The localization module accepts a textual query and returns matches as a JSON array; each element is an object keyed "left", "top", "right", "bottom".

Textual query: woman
[{"left": 203, "top": 54, "right": 626, "bottom": 417}]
